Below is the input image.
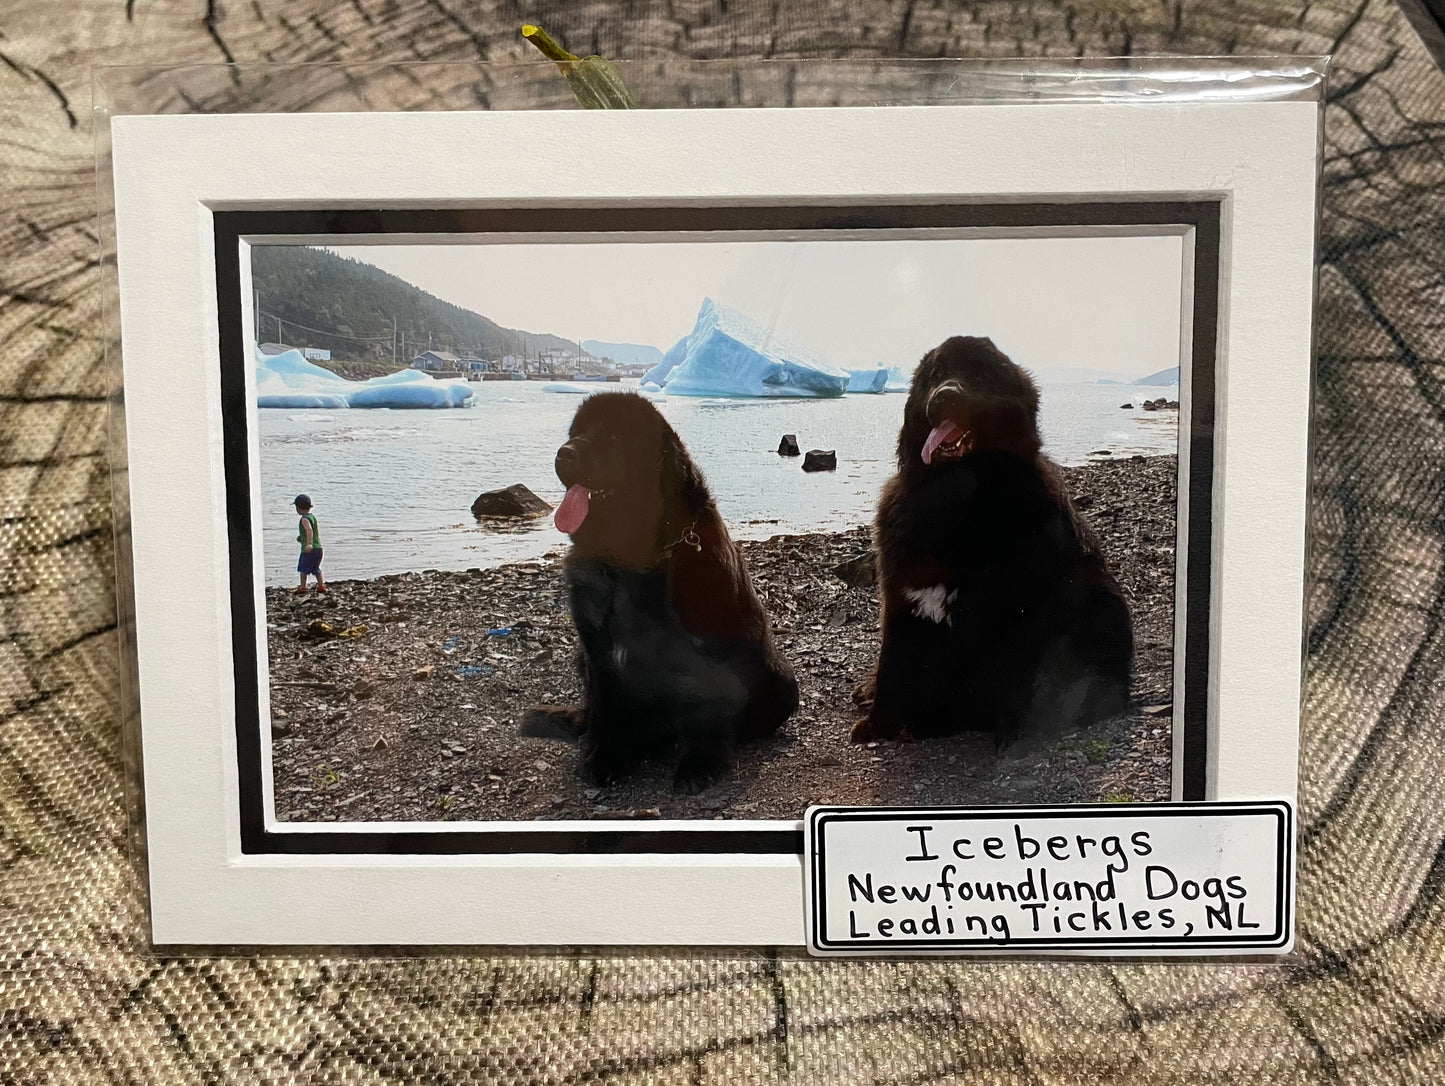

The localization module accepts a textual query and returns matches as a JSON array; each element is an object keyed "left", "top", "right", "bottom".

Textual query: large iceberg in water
[
  {"left": 254, "top": 347, "right": 474, "bottom": 409},
  {"left": 660, "top": 299, "right": 850, "bottom": 399},
  {"left": 641, "top": 336, "right": 688, "bottom": 389}
]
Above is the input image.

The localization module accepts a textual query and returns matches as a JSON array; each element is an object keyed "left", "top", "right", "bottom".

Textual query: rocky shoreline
[{"left": 266, "top": 454, "right": 1178, "bottom": 823}]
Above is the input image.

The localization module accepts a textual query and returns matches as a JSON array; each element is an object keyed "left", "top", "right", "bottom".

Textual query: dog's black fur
[
  {"left": 852, "top": 337, "right": 1133, "bottom": 747},
  {"left": 522, "top": 393, "right": 798, "bottom": 792}
]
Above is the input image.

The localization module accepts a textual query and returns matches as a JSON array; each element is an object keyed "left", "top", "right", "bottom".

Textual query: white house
[{"left": 302, "top": 347, "right": 331, "bottom": 362}]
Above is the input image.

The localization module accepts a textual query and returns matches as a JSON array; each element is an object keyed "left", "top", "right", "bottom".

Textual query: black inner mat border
[{"left": 213, "top": 200, "right": 1221, "bottom": 856}]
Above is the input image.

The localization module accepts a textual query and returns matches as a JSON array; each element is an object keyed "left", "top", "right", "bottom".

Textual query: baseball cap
[{"left": 293, "top": 494, "right": 311, "bottom": 507}]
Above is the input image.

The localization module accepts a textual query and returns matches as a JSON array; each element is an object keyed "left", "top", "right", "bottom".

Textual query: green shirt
[{"left": 297, "top": 513, "right": 320, "bottom": 550}]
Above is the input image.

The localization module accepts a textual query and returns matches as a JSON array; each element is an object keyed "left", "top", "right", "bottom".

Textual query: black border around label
[
  {"left": 214, "top": 201, "right": 1221, "bottom": 857},
  {"left": 807, "top": 801, "right": 1294, "bottom": 952}
]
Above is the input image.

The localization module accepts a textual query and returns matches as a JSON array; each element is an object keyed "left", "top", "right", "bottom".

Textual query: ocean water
[{"left": 258, "top": 380, "right": 1178, "bottom": 582}]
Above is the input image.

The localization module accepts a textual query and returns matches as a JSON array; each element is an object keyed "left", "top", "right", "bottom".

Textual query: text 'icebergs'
[{"left": 254, "top": 347, "right": 474, "bottom": 409}]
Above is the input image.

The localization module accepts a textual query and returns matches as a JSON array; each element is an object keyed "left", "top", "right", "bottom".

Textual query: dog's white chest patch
[{"left": 905, "top": 584, "right": 957, "bottom": 626}]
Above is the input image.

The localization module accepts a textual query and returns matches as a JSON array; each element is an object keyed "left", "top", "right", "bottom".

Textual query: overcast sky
[{"left": 326, "top": 234, "right": 1184, "bottom": 377}]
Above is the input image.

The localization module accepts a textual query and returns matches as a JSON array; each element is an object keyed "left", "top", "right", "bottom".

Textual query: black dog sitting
[
  {"left": 852, "top": 336, "right": 1133, "bottom": 748},
  {"left": 522, "top": 392, "right": 798, "bottom": 792}
]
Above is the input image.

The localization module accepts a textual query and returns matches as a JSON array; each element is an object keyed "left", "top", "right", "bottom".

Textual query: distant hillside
[
  {"left": 249, "top": 246, "right": 575, "bottom": 372},
  {"left": 1030, "top": 365, "right": 1133, "bottom": 385},
  {"left": 1134, "top": 367, "right": 1181, "bottom": 386},
  {"left": 582, "top": 340, "right": 663, "bottom": 366}
]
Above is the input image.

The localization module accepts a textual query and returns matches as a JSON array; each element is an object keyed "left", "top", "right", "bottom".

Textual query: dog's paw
[
  {"left": 851, "top": 678, "right": 876, "bottom": 708},
  {"left": 519, "top": 705, "right": 585, "bottom": 743},
  {"left": 849, "top": 715, "right": 900, "bottom": 744},
  {"left": 672, "top": 752, "right": 727, "bottom": 795},
  {"left": 580, "top": 749, "right": 636, "bottom": 786},
  {"left": 995, "top": 733, "right": 1044, "bottom": 760}
]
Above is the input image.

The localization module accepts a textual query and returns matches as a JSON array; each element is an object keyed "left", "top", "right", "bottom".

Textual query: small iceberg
[
  {"left": 845, "top": 367, "right": 890, "bottom": 394},
  {"left": 658, "top": 299, "right": 850, "bottom": 399},
  {"left": 254, "top": 346, "right": 474, "bottom": 409},
  {"left": 544, "top": 381, "right": 664, "bottom": 399},
  {"left": 845, "top": 365, "right": 911, "bottom": 393}
]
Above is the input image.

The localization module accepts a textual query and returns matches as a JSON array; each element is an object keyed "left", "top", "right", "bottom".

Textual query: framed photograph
[{"left": 108, "top": 66, "right": 1321, "bottom": 947}]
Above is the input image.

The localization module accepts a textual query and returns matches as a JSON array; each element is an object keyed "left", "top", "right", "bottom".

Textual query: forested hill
[{"left": 249, "top": 246, "right": 575, "bottom": 370}]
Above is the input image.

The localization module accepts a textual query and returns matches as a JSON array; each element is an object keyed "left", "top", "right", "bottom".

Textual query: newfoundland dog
[
  {"left": 852, "top": 336, "right": 1133, "bottom": 748},
  {"left": 522, "top": 392, "right": 798, "bottom": 791}
]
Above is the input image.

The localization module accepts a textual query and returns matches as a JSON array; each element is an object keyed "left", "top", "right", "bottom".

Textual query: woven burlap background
[{"left": 2, "top": 2, "right": 1441, "bottom": 1082}]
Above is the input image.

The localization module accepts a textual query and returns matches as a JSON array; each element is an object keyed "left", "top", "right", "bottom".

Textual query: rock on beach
[{"left": 471, "top": 483, "right": 551, "bottom": 519}]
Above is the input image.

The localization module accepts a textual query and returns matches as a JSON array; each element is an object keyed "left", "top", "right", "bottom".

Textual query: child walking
[{"left": 294, "top": 494, "right": 326, "bottom": 594}]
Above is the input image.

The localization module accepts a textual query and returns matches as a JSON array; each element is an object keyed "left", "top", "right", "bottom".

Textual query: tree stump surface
[{"left": 1, "top": 2, "right": 1440, "bottom": 1083}]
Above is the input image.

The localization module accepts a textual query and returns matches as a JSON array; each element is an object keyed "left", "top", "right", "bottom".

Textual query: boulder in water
[
  {"left": 778, "top": 434, "right": 801, "bottom": 457},
  {"left": 802, "top": 449, "right": 837, "bottom": 472},
  {"left": 472, "top": 484, "right": 551, "bottom": 519}
]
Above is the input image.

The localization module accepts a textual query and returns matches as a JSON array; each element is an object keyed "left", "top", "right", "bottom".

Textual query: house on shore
[{"left": 411, "top": 350, "right": 461, "bottom": 372}]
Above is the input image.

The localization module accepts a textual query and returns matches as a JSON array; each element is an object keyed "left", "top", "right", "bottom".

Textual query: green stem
[{"left": 522, "top": 24, "right": 577, "bottom": 67}]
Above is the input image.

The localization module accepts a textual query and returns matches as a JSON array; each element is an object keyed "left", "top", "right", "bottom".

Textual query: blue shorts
[{"left": 298, "top": 547, "right": 323, "bottom": 575}]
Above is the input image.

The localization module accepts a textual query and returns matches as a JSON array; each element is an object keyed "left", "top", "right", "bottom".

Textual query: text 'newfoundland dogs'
[
  {"left": 522, "top": 393, "right": 798, "bottom": 791},
  {"left": 853, "top": 336, "right": 1133, "bottom": 748}
]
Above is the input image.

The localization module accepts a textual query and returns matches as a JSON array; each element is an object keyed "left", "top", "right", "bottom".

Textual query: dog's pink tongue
[
  {"left": 922, "top": 420, "right": 965, "bottom": 465},
  {"left": 554, "top": 484, "right": 590, "bottom": 534}
]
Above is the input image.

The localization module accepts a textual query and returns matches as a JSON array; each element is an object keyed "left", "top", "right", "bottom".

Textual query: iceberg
[
  {"left": 844, "top": 367, "right": 890, "bottom": 394},
  {"left": 641, "top": 336, "right": 688, "bottom": 388},
  {"left": 544, "top": 382, "right": 663, "bottom": 399},
  {"left": 254, "top": 346, "right": 474, "bottom": 409},
  {"left": 885, "top": 366, "right": 911, "bottom": 392},
  {"left": 347, "top": 369, "right": 474, "bottom": 408},
  {"left": 659, "top": 299, "right": 849, "bottom": 399}
]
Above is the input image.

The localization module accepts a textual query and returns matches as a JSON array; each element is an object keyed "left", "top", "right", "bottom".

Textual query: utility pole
[{"left": 392, "top": 316, "right": 397, "bottom": 367}]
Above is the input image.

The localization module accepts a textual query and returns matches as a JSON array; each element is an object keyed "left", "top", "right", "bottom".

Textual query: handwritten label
[{"left": 806, "top": 802, "right": 1293, "bottom": 955}]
